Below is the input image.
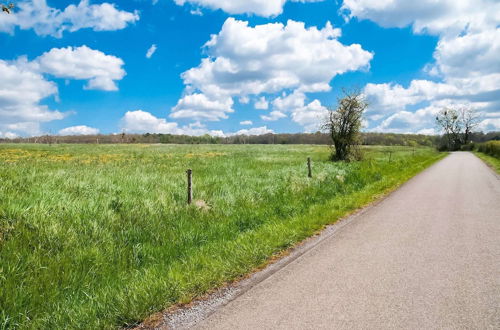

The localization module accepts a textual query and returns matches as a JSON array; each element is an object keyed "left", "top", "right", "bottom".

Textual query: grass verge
[
  {"left": 474, "top": 151, "right": 500, "bottom": 173},
  {"left": 0, "top": 145, "right": 445, "bottom": 329}
]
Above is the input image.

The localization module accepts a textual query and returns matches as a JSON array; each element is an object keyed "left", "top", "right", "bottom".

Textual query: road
[{"left": 191, "top": 152, "right": 500, "bottom": 329}]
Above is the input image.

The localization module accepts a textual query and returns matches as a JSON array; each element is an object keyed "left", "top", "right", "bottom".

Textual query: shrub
[
  {"left": 477, "top": 141, "right": 500, "bottom": 158},
  {"left": 460, "top": 142, "right": 475, "bottom": 151}
]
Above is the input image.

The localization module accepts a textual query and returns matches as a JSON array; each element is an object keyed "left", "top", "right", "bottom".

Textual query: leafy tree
[{"left": 323, "top": 89, "right": 368, "bottom": 161}]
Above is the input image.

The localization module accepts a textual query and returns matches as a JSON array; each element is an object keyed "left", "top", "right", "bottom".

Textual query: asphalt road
[{"left": 194, "top": 152, "right": 500, "bottom": 329}]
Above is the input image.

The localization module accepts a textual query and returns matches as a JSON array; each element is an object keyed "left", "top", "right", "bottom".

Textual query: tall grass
[
  {"left": 0, "top": 144, "right": 445, "bottom": 329},
  {"left": 477, "top": 140, "right": 500, "bottom": 158}
]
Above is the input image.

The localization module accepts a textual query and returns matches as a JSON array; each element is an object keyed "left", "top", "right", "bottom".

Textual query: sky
[{"left": 0, "top": 0, "right": 499, "bottom": 138}]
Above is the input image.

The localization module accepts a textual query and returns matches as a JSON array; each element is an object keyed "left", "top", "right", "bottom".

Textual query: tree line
[{"left": 5, "top": 131, "right": 495, "bottom": 147}]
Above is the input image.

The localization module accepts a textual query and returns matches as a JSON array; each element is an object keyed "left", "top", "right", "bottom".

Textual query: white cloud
[
  {"left": 341, "top": 0, "right": 499, "bottom": 37},
  {"left": 254, "top": 96, "right": 269, "bottom": 110},
  {"left": 174, "top": 0, "right": 324, "bottom": 17},
  {"left": 146, "top": 44, "right": 157, "bottom": 59},
  {"left": 121, "top": 110, "right": 225, "bottom": 136},
  {"left": 59, "top": 125, "right": 100, "bottom": 135},
  {"left": 477, "top": 118, "right": 500, "bottom": 132},
  {"left": 231, "top": 126, "right": 274, "bottom": 136},
  {"left": 0, "top": 46, "right": 125, "bottom": 136},
  {"left": 181, "top": 18, "right": 371, "bottom": 98},
  {"left": 240, "top": 120, "right": 253, "bottom": 125},
  {"left": 0, "top": 131, "right": 19, "bottom": 139},
  {"left": 170, "top": 93, "right": 234, "bottom": 121},
  {"left": 122, "top": 110, "right": 278, "bottom": 137},
  {"left": 190, "top": 8, "right": 203, "bottom": 16},
  {"left": 174, "top": 18, "right": 372, "bottom": 129},
  {"left": 271, "top": 91, "right": 327, "bottom": 130},
  {"left": 364, "top": 80, "right": 460, "bottom": 116},
  {"left": 291, "top": 99, "right": 327, "bottom": 132},
  {"left": 0, "top": 59, "right": 65, "bottom": 136},
  {"left": 343, "top": 0, "right": 500, "bottom": 133},
  {"left": 0, "top": 0, "right": 139, "bottom": 37},
  {"left": 432, "top": 29, "right": 500, "bottom": 80},
  {"left": 261, "top": 111, "right": 286, "bottom": 121},
  {"left": 34, "top": 46, "right": 126, "bottom": 91},
  {"left": 122, "top": 110, "right": 181, "bottom": 134},
  {"left": 239, "top": 96, "right": 250, "bottom": 104}
]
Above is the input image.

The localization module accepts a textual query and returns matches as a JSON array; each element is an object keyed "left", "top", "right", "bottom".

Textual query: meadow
[{"left": 0, "top": 144, "right": 445, "bottom": 329}]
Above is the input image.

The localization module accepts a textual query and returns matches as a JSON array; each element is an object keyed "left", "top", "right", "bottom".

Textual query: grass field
[{"left": 0, "top": 144, "right": 445, "bottom": 329}]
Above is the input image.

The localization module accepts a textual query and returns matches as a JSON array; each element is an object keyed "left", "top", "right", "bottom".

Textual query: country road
[{"left": 168, "top": 152, "right": 500, "bottom": 329}]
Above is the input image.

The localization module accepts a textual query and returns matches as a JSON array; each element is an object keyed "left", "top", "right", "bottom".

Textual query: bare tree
[
  {"left": 459, "top": 106, "right": 480, "bottom": 145},
  {"left": 436, "top": 106, "right": 480, "bottom": 150},
  {"left": 436, "top": 107, "right": 462, "bottom": 150},
  {"left": 323, "top": 89, "right": 367, "bottom": 161}
]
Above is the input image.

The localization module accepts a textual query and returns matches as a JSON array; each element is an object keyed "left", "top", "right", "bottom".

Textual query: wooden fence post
[
  {"left": 307, "top": 157, "right": 312, "bottom": 178},
  {"left": 186, "top": 169, "right": 193, "bottom": 204}
]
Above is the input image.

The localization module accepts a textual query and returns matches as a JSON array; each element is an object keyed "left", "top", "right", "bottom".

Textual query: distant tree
[
  {"left": 2, "top": 3, "right": 14, "bottom": 14},
  {"left": 436, "top": 107, "right": 462, "bottom": 150},
  {"left": 436, "top": 106, "right": 480, "bottom": 150},
  {"left": 323, "top": 89, "right": 367, "bottom": 161},
  {"left": 459, "top": 106, "right": 480, "bottom": 145}
]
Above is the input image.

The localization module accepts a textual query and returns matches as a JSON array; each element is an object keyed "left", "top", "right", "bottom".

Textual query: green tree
[{"left": 323, "top": 89, "right": 367, "bottom": 161}]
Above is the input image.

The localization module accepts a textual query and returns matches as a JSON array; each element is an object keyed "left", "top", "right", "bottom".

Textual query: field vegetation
[
  {"left": 0, "top": 144, "right": 445, "bottom": 328},
  {"left": 472, "top": 141, "right": 500, "bottom": 173}
]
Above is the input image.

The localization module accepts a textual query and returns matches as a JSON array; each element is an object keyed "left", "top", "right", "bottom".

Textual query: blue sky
[{"left": 0, "top": 0, "right": 499, "bottom": 137}]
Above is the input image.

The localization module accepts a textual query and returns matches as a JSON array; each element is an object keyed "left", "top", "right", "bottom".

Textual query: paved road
[{"left": 195, "top": 152, "right": 500, "bottom": 329}]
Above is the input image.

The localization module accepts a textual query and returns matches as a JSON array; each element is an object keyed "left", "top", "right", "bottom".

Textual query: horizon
[{"left": 1, "top": 0, "right": 499, "bottom": 138}]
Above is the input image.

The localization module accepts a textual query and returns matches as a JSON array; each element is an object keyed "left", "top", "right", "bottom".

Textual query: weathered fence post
[
  {"left": 307, "top": 157, "right": 312, "bottom": 178},
  {"left": 186, "top": 169, "right": 193, "bottom": 204}
]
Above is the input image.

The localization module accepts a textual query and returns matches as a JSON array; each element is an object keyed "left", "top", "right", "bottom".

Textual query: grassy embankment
[
  {"left": 473, "top": 141, "right": 500, "bottom": 173},
  {"left": 0, "top": 144, "right": 445, "bottom": 329}
]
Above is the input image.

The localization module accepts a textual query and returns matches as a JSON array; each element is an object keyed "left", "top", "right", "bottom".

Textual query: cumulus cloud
[
  {"left": 59, "top": 125, "right": 100, "bottom": 135},
  {"left": 0, "top": 0, "right": 139, "bottom": 37},
  {"left": 231, "top": 126, "right": 274, "bottom": 136},
  {"left": 34, "top": 46, "right": 126, "bottom": 91},
  {"left": 343, "top": 0, "right": 500, "bottom": 133},
  {"left": 174, "top": 18, "right": 372, "bottom": 128},
  {"left": 182, "top": 18, "right": 371, "bottom": 98},
  {"left": 121, "top": 110, "right": 277, "bottom": 137},
  {"left": 254, "top": 96, "right": 269, "bottom": 110},
  {"left": 121, "top": 110, "right": 225, "bottom": 136},
  {"left": 271, "top": 91, "right": 327, "bottom": 130},
  {"left": 261, "top": 111, "right": 286, "bottom": 121},
  {"left": 1, "top": 46, "right": 125, "bottom": 136},
  {"left": 240, "top": 120, "right": 253, "bottom": 125},
  {"left": 146, "top": 44, "right": 157, "bottom": 59},
  {"left": 170, "top": 93, "right": 234, "bottom": 121},
  {"left": 0, "top": 59, "right": 65, "bottom": 136},
  {"left": 174, "top": 0, "right": 324, "bottom": 17},
  {"left": 341, "top": 0, "right": 499, "bottom": 37}
]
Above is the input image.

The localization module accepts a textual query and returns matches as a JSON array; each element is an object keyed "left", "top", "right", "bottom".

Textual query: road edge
[{"left": 135, "top": 153, "right": 449, "bottom": 330}]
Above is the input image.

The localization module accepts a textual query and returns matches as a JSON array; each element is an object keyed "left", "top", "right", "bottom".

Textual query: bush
[
  {"left": 477, "top": 141, "right": 500, "bottom": 158},
  {"left": 460, "top": 142, "right": 476, "bottom": 151}
]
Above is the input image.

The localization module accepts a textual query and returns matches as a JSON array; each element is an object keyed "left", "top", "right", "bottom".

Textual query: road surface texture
[{"left": 171, "top": 152, "right": 500, "bottom": 329}]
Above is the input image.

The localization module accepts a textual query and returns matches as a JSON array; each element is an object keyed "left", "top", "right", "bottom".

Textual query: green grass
[
  {"left": 474, "top": 151, "right": 500, "bottom": 173},
  {"left": 0, "top": 144, "right": 445, "bottom": 329}
]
